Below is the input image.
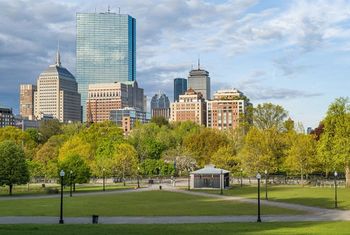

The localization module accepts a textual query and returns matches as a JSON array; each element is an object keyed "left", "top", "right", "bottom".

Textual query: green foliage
[
  {"left": 183, "top": 128, "right": 228, "bottom": 167},
  {"left": 150, "top": 116, "right": 169, "bottom": 127},
  {"left": 253, "top": 103, "right": 288, "bottom": 131},
  {"left": 59, "top": 154, "right": 91, "bottom": 184},
  {"left": 25, "top": 128, "right": 41, "bottom": 144},
  {"left": 111, "top": 143, "right": 139, "bottom": 178},
  {"left": 38, "top": 119, "right": 62, "bottom": 143},
  {"left": 140, "top": 159, "right": 175, "bottom": 176},
  {"left": 210, "top": 146, "right": 241, "bottom": 174},
  {"left": 0, "top": 141, "right": 29, "bottom": 195}
]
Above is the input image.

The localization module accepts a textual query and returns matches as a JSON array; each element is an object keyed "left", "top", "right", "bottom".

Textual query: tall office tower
[
  {"left": 187, "top": 60, "right": 210, "bottom": 100},
  {"left": 151, "top": 93, "right": 170, "bottom": 119},
  {"left": 76, "top": 11, "right": 136, "bottom": 121},
  {"left": 34, "top": 49, "right": 81, "bottom": 122},
  {"left": 124, "top": 81, "right": 144, "bottom": 112},
  {"left": 207, "top": 89, "right": 249, "bottom": 130},
  {"left": 170, "top": 88, "right": 206, "bottom": 126},
  {"left": 20, "top": 84, "right": 37, "bottom": 120},
  {"left": 174, "top": 78, "right": 187, "bottom": 102}
]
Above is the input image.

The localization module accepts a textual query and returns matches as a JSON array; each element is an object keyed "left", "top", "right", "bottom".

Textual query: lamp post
[
  {"left": 240, "top": 168, "right": 243, "bottom": 187},
  {"left": 220, "top": 169, "right": 223, "bottom": 195},
  {"left": 264, "top": 169, "right": 268, "bottom": 200},
  {"left": 137, "top": 167, "right": 140, "bottom": 189},
  {"left": 256, "top": 173, "right": 262, "bottom": 223},
  {"left": 188, "top": 168, "right": 191, "bottom": 191},
  {"left": 334, "top": 171, "right": 338, "bottom": 208},
  {"left": 103, "top": 168, "right": 106, "bottom": 191},
  {"left": 69, "top": 170, "right": 73, "bottom": 197},
  {"left": 59, "top": 170, "right": 65, "bottom": 224}
]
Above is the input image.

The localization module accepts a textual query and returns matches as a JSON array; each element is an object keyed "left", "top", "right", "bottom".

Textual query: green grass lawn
[
  {"left": 196, "top": 184, "right": 349, "bottom": 209},
  {"left": 0, "top": 191, "right": 301, "bottom": 216},
  {"left": 1, "top": 222, "right": 350, "bottom": 235},
  {"left": 0, "top": 183, "right": 134, "bottom": 197}
]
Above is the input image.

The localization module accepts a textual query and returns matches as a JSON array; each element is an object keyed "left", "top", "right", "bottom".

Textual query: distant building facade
[
  {"left": 20, "top": 84, "right": 37, "bottom": 120},
  {"left": 151, "top": 93, "right": 170, "bottom": 119},
  {"left": 187, "top": 62, "right": 210, "bottom": 100},
  {"left": 0, "top": 105, "right": 14, "bottom": 127},
  {"left": 110, "top": 107, "right": 150, "bottom": 134},
  {"left": 207, "top": 89, "right": 248, "bottom": 130},
  {"left": 76, "top": 12, "right": 136, "bottom": 121},
  {"left": 174, "top": 78, "right": 187, "bottom": 102},
  {"left": 170, "top": 88, "right": 206, "bottom": 126},
  {"left": 86, "top": 81, "right": 144, "bottom": 123},
  {"left": 34, "top": 50, "right": 81, "bottom": 123}
]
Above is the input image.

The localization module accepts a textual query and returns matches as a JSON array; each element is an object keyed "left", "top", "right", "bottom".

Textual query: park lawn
[
  {"left": 196, "top": 185, "right": 350, "bottom": 209},
  {"left": 1, "top": 222, "right": 350, "bottom": 235},
  {"left": 0, "top": 191, "right": 302, "bottom": 216},
  {"left": 0, "top": 183, "right": 134, "bottom": 197}
]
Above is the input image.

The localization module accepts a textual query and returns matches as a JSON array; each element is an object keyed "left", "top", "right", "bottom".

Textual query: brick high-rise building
[
  {"left": 170, "top": 88, "right": 206, "bottom": 126},
  {"left": 207, "top": 89, "right": 249, "bottom": 130},
  {"left": 20, "top": 84, "right": 37, "bottom": 120}
]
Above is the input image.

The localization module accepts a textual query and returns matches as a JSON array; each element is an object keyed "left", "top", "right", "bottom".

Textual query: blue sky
[{"left": 0, "top": 0, "right": 349, "bottom": 128}]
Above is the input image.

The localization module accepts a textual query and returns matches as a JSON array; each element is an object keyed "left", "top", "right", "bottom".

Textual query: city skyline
[{"left": 1, "top": 0, "right": 350, "bottom": 128}]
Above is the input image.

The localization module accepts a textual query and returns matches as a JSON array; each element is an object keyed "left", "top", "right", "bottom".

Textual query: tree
[
  {"left": 284, "top": 133, "right": 317, "bottom": 185},
  {"left": 162, "top": 147, "right": 197, "bottom": 176},
  {"left": 111, "top": 143, "right": 138, "bottom": 185},
  {"left": 0, "top": 141, "right": 30, "bottom": 195},
  {"left": 140, "top": 159, "right": 175, "bottom": 177},
  {"left": 240, "top": 127, "right": 285, "bottom": 174},
  {"left": 58, "top": 136, "right": 92, "bottom": 163},
  {"left": 253, "top": 103, "right": 288, "bottom": 131},
  {"left": 183, "top": 128, "right": 228, "bottom": 166},
  {"left": 150, "top": 116, "right": 169, "bottom": 127},
  {"left": 318, "top": 97, "right": 350, "bottom": 186},
  {"left": 38, "top": 119, "right": 62, "bottom": 143},
  {"left": 210, "top": 146, "right": 241, "bottom": 174},
  {"left": 59, "top": 154, "right": 91, "bottom": 188}
]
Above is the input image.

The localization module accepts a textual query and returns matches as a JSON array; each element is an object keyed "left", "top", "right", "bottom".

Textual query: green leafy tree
[
  {"left": 140, "top": 159, "right": 175, "bottom": 177},
  {"left": 210, "top": 146, "right": 241, "bottom": 174},
  {"left": 240, "top": 127, "right": 285, "bottom": 174},
  {"left": 0, "top": 141, "right": 30, "bottom": 195},
  {"left": 284, "top": 133, "right": 317, "bottom": 185},
  {"left": 150, "top": 116, "right": 169, "bottom": 127},
  {"left": 59, "top": 154, "right": 91, "bottom": 187},
  {"left": 38, "top": 119, "right": 62, "bottom": 143},
  {"left": 111, "top": 143, "right": 138, "bottom": 185},
  {"left": 318, "top": 97, "right": 350, "bottom": 186},
  {"left": 162, "top": 147, "right": 197, "bottom": 176},
  {"left": 253, "top": 103, "right": 288, "bottom": 131}
]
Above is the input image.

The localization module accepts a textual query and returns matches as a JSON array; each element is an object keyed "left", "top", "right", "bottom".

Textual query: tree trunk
[
  {"left": 301, "top": 168, "right": 304, "bottom": 187},
  {"left": 345, "top": 163, "right": 350, "bottom": 188},
  {"left": 123, "top": 170, "right": 126, "bottom": 186},
  {"left": 9, "top": 184, "right": 13, "bottom": 196},
  {"left": 73, "top": 183, "right": 76, "bottom": 192}
]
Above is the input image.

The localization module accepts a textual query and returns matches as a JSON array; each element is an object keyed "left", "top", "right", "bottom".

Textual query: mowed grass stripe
[{"left": 0, "top": 191, "right": 302, "bottom": 216}]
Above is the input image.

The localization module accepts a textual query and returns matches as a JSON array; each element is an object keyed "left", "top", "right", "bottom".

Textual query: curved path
[{"left": 0, "top": 183, "right": 349, "bottom": 224}]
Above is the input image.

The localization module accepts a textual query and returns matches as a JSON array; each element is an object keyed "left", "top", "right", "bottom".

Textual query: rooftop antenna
[
  {"left": 56, "top": 40, "right": 61, "bottom": 66},
  {"left": 118, "top": 7, "right": 121, "bottom": 14},
  {"left": 108, "top": 5, "right": 110, "bottom": 13},
  {"left": 198, "top": 55, "right": 200, "bottom": 70},
  {"left": 191, "top": 64, "right": 193, "bottom": 70}
]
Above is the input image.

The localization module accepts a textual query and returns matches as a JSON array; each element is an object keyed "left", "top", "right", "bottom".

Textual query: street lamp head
[
  {"left": 264, "top": 170, "right": 267, "bottom": 174},
  {"left": 334, "top": 171, "right": 338, "bottom": 177},
  {"left": 256, "top": 173, "right": 261, "bottom": 180},
  {"left": 60, "top": 170, "right": 65, "bottom": 177}
]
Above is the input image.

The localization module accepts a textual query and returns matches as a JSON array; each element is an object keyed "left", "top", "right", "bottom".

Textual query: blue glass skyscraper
[
  {"left": 76, "top": 12, "right": 136, "bottom": 121},
  {"left": 174, "top": 78, "right": 187, "bottom": 102}
]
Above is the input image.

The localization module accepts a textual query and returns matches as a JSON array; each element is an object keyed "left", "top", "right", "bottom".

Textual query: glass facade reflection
[
  {"left": 173, "top": 78, "right": 187, "bottom": 102},
  {"left": 76, "top": 12, "right": 136, "bottom": 121}
]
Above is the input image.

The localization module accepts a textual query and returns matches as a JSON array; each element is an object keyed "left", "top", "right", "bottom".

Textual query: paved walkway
[{"left": 1, "top": 183, "right": 350, "bottom": 224}]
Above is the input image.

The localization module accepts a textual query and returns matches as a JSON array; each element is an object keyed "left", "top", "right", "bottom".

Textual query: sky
[{"left": 0, "top": 0, "right": 349, "bottom": 128}]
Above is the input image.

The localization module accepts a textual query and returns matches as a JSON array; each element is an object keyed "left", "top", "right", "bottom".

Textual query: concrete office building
[
  {"left": 170, "top": 88, "right": 206, "bottom": 126},
  {"left": 86, "top": 81, "right": 144, "bottom": 123},
  {"left": 174, "top": 78, "right": 187, "bottom": 102},
  {"left": 0, "top": 105, "right": 14, "bottom": 127},
  {"left": 207, "top": 89, "right": 248, "bottom": 130},
  {"left": 76, "top": 11, "right": 136, "bottom": 121},
  {"left": 187, "top": 61, "right": 210, "bottom": 100},
  {"left": 34, "top": 50, "right": 81, "bottom": 122},
  {"left": 110, "top": 107, "right": 150, "bottom": 134},
  {"left": 20, "top": 84, "right": 37, "bottom": 120}
]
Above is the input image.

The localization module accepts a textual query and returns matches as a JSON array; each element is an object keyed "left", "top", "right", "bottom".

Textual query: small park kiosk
[{"left": 190, "top": 165, "right": 230, "bottom": 189}]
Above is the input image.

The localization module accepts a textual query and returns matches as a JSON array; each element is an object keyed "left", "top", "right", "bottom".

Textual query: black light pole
[
  {"left": 69, "top": 170, "right": 73, "bottom": 197},
  {"left": 188, "top": 168, "right": 191, "bottom": 191},
  {"left": 137, "top": 167, "right": 140, "bottom": 189},
  {"left": 220, "top": 169, "right": 223, "bottom": 195},
  {"left": 334, "top": 171, "right": 338, "bottom": 208},
  {"left": 264, "top": 169, "right": 268, "bottom": 200},
  {"left": 240, "top": 168, "right": 243, "bottom": 187},
  {"left": 59, "top": 170, "right": 65, "bottom": 224},
  {"left": 256, "top": 173, "right": 262, "bottom": 223},
  {"left": 103, "top": 168, "right": 106, "bottom": 191}
]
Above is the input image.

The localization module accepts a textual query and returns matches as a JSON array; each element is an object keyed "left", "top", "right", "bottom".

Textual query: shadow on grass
[{"left": 0, "top": 222, "right": 349, "bottom": 235}]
